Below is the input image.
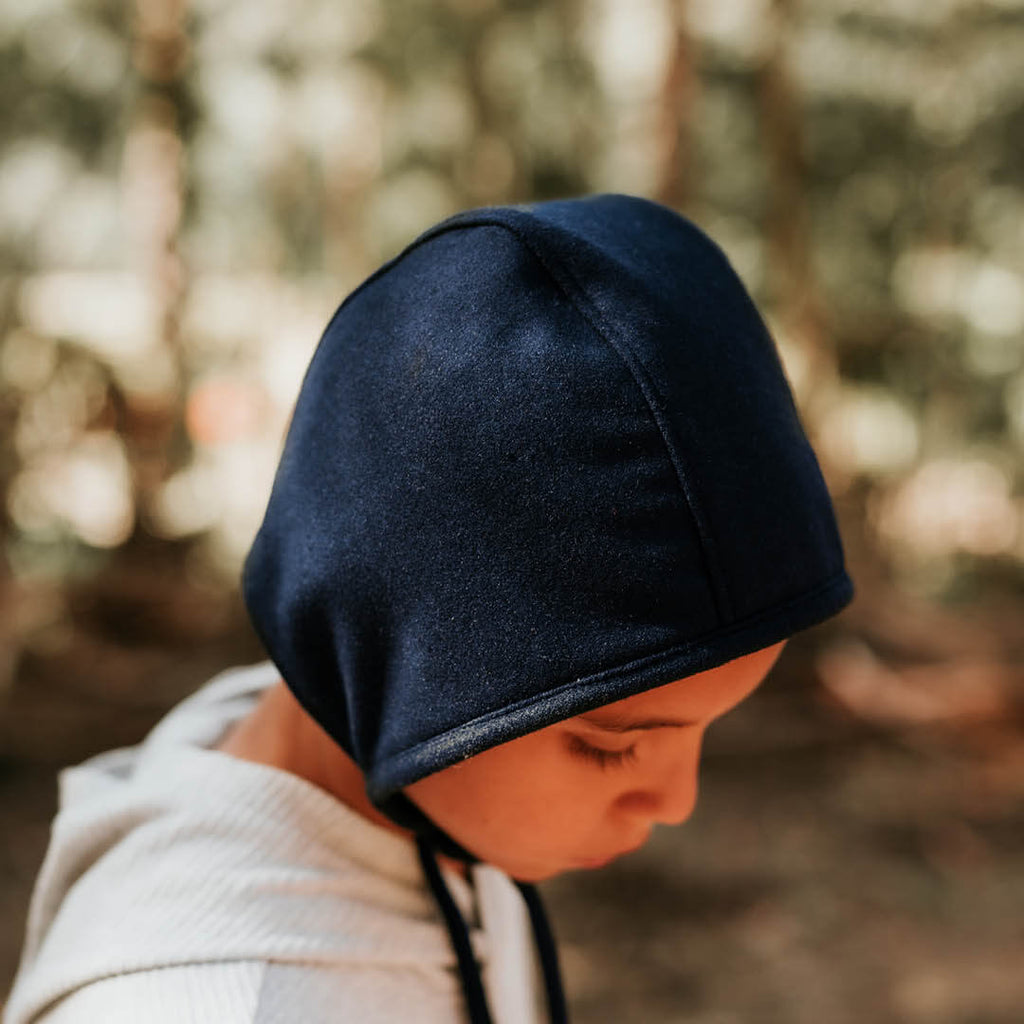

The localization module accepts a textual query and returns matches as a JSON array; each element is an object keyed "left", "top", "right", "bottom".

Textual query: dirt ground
[{"left": 2, "top": 598, "right": 1022, "bottom": 1023}]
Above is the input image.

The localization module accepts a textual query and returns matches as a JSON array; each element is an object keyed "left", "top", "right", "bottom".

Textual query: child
[{"left": 4, "top": 195, "right": 853, "bottom": 1024}]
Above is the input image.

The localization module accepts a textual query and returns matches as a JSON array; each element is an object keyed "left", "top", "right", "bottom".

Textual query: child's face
[{"left": 405, "top": 641, "right": 786, "bottom": 881}]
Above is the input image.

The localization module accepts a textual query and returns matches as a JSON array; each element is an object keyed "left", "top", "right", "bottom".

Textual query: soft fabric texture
[
  {"left": 3, "top": 663, "right": 543, "bottom": 1024},
  {"left": 242, "top": 193, "right": 853, "bottom": 810}
]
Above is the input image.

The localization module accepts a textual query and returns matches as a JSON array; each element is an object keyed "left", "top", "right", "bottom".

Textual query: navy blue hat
[{"left": 243, "top": 194, "right": 853, "bottom": 809}]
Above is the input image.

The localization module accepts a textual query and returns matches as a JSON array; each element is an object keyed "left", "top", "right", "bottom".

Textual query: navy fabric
[{"left": 242, "top": 194, "right": 853, "bottom": 808}]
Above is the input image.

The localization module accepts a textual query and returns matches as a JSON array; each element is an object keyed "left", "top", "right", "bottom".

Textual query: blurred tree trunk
[
  {"left": 121, "top": 0, "right": 191, "bottom": 545},
  {"left": 654, "top": 0, "right": 698, "bottom": 211},
  {"left": 756, "top": 0, "right": 837, "bottom": 427}
]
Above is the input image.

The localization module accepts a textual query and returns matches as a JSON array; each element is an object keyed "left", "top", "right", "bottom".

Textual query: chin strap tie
[
  {"left": 415, "top": 837, "right": 569, "bottom": 1024},
  {"left": 417, "top": 836, "right": 493, "bottom": 1024}
]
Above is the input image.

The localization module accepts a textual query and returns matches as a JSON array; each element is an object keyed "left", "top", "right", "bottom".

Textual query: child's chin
[
  {"left": 569, "top": 854, "right": 617, "bottom": 871},
  {"left": 501, "top": 860, "right": 563, "bottom": 884}
]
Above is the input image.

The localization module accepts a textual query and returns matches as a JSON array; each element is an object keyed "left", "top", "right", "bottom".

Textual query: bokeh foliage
[{"left": 1, "top": 0, "right": 1022, "bottom": 663}]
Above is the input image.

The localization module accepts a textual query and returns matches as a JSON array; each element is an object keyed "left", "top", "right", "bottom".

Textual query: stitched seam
[
  {"left": 410, "top": 214, "right": 733, "bottom": 620},
  {"left": 497, "top": 222, "right": 734, "bottom": 621},
  {"left": 321, "top": 209, "right": 733, "bottom": 617}
]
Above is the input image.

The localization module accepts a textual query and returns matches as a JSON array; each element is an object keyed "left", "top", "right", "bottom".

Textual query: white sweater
[{"left": 4, "top": 663, "right": 543, "bottom": 1024}]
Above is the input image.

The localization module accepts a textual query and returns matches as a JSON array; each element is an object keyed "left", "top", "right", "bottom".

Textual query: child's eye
[{"left": 566, "top": 734, "right": 638, "bottom": 770}]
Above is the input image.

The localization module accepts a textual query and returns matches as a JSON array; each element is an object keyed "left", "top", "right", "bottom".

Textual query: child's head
[{"left": 242, "top": 194, "right": 852, "bottom": 869}]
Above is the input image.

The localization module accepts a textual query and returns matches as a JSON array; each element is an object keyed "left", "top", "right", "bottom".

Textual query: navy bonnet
[{"left": 243, "top": 193, "right": 853, "bottom": 811}]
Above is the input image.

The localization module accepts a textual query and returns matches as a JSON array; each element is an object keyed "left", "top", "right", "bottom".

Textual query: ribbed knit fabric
[{"left": 3, "top": 664, "right": 543, "bottom": 1024}]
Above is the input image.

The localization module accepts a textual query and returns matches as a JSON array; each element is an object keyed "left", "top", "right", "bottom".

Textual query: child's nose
[
  {"left": 653, "top": 729, "right": 706, "bottom": 826},
  {"left": 615, "top": 762, "right": 700, "bottom": 827},
  {"left": 650, "top": 774, "right": 699, "bottom": 827}
]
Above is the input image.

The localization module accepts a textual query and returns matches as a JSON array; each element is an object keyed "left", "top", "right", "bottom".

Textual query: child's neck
[{"left": 216, "top": 679, "right": 469, "bottom": 879}]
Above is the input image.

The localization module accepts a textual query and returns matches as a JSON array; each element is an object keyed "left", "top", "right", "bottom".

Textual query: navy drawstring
[
  {"left": 417, "top": 837, "right": 493, "bottom": 1024},
  {"left": 416, "top": 836, "right": 569, "bottom": 1024}
]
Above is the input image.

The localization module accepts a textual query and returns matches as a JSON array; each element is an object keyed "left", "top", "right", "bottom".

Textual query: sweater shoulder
[
  {"left": 26, "top": 962, "right": 265, "bottom": 1024},
  {"left": 25, "top": 960, "right": 465, "bottom": 1024}
]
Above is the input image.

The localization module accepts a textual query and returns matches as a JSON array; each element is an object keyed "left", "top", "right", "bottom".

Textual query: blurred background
[{"left": 1, "top": 0, "right": 1022, "bottom": 1020}]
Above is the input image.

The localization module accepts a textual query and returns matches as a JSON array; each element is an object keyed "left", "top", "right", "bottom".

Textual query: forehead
[{"left": 578, "top": 641, "right": 786, "bottom": 727}]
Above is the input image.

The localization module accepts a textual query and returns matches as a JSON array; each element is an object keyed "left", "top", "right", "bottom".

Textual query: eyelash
[{"left": 567, "top": 734, "right": 639, "bottom": 770}]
